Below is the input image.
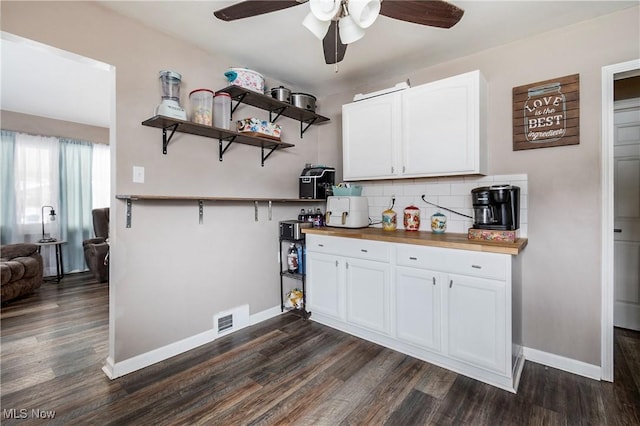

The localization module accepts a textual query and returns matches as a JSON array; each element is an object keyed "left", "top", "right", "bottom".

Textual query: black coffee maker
[{"left": 471, "top": 185, "right": 520, "bottom": 230}]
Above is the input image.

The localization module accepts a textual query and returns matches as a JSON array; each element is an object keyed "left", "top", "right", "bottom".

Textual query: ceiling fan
[{"left": 214, "top": 0, "right": 464, "bottom": 65}]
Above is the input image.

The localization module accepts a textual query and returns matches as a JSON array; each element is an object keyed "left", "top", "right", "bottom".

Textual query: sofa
[
  {"left": 1, "top": 243, "right": 44, "bottom": 303},
  {"left": 83, "top": 207, "right": 109, "bottom": 282}
]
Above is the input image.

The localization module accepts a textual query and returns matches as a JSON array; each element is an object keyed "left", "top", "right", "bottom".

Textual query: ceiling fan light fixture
[
  {"left": 347, "top": 0, "right": 380, "bottom": 29},
  {"left": 309, "top": 0, "right": 341, "bottom": 21},
  {"left": 338, "top": 14, "right": 365, "bottom": 44},
  {"left": 303, "top": 12, "right": 331, "bottom": 40}
]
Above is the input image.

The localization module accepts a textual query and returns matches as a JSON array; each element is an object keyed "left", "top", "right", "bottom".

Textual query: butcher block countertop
[{"left": 302, "top": 227, "right": 527, "bottom": 256}]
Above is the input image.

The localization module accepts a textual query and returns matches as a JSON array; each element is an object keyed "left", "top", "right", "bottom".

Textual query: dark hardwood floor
[{"left": 1, "top": 273, "right": 639, "bottom": 425}]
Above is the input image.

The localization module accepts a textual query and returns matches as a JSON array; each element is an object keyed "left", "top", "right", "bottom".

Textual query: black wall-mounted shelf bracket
[
  {"left": 300, "top": 117, "right": 318, "bottom": 138},
  {"left": 261, "top": 144, "right": 278, "bottom": 167},
  {"left": 219, "top": 136, "right": 237, "bottom": 162},
  {"left": 230, "top": 92, "right": 247, "bottom": 118},
  {"left": 269, "top": 106, "right": 287, "bottom": 123},
  {"left": 162, "top": 123, "right": 179, "bottom": 154}
]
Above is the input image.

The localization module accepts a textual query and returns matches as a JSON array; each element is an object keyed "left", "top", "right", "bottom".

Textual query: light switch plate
[{"left": 133, "top": 166, "right": 144, "bottom": 183}]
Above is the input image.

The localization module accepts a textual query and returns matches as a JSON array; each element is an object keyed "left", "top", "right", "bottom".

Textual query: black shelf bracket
[
  {"left": 125, "top": 199, "right": 132, "bottom": 228},
  {"left": 219, "top": 136, "right": 237, "bottom": 162},
  {"left": 300, "top": 117, "right": 318, "bottom": 138},
  {"left": 269, "top": 106, "right": 287, "bottom": 123},
  {"left": 162, "top": 123, "right": 179, "bottom": 154},
  {"left": 261, "top": 144, "right": 278, "bottom": 167},
  {"left": 230, "top": 92, "right": 248, "bottom": 118}
]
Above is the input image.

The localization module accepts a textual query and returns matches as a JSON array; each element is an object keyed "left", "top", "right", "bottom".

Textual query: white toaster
[{"left": 325, "top": 196, "right": 369, "bottom": 228}]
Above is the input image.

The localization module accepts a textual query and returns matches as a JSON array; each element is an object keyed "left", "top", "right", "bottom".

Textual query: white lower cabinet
[
  {"left": 395, "top": 266, "right": 442, "bottom": 352},
  {"left": 345, "top": 258, "right": 391, "bottom": 335},
  {"left": 306, "top": 252, "right": 344, "bottom": 321},
  {"left": 445, "top": 273, "right": 507, "bottom": 375},
  {"left": 306, "top": 234, "right": 523, "bottom": 393}
]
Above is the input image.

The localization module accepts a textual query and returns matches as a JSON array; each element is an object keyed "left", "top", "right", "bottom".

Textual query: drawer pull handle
[
  {"left": 318, "top": 244, "right": 324, "bottom": 247},
  {"left": 409, "top": 256, "right": 418, "bottom": 261},
  {"left": 449, "top": 279, "right": 453, "bottom": 288},
  {"left": 432, "top": 277, "right": 436, "bottom": 286},
  {"left": 335, "top": 260, "right": 338, "bottom": 267},
  {"left": 360, "top": 249, "right": 368, "bottom": 253},
  {"left": 471, "top": 265, "right": 482, "bottom": 269}
]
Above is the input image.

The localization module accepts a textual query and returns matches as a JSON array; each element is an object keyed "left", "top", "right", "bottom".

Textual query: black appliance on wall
[
  {"left": 299, "top": 166, "right": 335, "bottom": 199},
  {"left": 471, "top": 185, "right": 520, "bottom": 230}
]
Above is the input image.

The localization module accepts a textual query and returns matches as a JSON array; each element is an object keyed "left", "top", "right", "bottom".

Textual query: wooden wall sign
[{"left": 512, "top": 74, "right": 579, "bottom": 151}]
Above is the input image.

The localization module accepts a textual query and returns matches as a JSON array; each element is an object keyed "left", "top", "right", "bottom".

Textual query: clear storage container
[
  {"left": 214, "top": 92, "right": 231, "bottom": 129},
  {"left": 189, "top": 89, "right": 214, "bottom": 125}
]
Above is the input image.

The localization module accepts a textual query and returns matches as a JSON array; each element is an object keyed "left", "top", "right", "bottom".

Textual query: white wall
[{"left": 3, "top": 1, "right": 639, "bottom": 369}]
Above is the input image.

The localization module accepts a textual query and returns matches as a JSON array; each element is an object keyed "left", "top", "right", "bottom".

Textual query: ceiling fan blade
[
  {"left": 380, "top": 0, "right": 464, "bottom": 28},
  {"left": 214, "top": 1, "right": 303, "bottom": 21},
  {"left": 323, "top": 20, "right": 347, "bottom": 64}
]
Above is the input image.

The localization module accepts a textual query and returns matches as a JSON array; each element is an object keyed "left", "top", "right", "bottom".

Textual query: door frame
[{"left": 600, "top": 59, "right": 640, "bottom": 381}]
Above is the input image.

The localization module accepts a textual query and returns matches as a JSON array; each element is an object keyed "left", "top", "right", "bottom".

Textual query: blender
[{"left": 155, "top": 70, "right": 187, "bottom": 120}]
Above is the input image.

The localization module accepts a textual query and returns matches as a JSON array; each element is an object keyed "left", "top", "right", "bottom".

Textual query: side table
[{"left": 35, "top": 240, "right": 66, "bottom": 283}]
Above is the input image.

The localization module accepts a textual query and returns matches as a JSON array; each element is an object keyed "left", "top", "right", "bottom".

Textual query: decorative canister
[
  {"left": 382, "top": 209, "right": 397, "bottom": 231},
  {"left": 431, "top": 212, "right": 447, "bottom": 233},
  {"left": 403, "top": 206, "right": 420, "bottom": 231}
]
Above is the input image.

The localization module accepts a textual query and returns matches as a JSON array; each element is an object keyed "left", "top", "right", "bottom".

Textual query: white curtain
[{"left": 13, "top": 133, "right": 60, "bottom": 276}]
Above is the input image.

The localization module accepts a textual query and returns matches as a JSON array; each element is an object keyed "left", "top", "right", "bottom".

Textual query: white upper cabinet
[
  {"left": 342, "top": 92, "right": 401, "bottom": 180},
  {"left": 342, "top": 70, "right": 486, "bottom": 181}
]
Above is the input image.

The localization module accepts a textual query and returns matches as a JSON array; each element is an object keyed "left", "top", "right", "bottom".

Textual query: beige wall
[
  {"left": 2, "top": 1, "right": 638, "bottom": 368},
  {"left": 320, "top": 8, "right": 640, "bottom": 365},
  {"left": 1, "top": 110, "right": 109, "bottom": 144}
]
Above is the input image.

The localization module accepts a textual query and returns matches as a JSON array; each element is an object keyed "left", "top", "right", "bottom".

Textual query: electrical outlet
[{"left": 133, "top": 166, "right": 144, "bottom": 183}]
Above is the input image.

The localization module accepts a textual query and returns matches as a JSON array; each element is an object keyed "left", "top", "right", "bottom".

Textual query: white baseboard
[
  {"left": 250, "top": 305, "right": 282, "bottom": 325},
  {"left": 104, "top": 305, "right": 282, "bottom": 379},
  {"left": 523, "top": 346, "right": 601, "bottom": 380}
]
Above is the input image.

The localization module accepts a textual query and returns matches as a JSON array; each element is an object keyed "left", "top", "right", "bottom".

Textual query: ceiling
[
  {"left": 1, "top": 1, "right": 638, "bottom": 128},
  {"left": 97, "top": 0, "right": 639, "bottom": 95}
]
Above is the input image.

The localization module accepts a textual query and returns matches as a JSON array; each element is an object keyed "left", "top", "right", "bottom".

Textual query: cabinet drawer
[
  {"left": 396, "top": 244, "right": 507, "bottom": 281},
  {"left": 306, "top": 235, "right": 390, "bottom": 262}
]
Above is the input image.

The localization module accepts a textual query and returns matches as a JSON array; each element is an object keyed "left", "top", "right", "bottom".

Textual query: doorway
[
  {"left": 613, "top": 97, "right": 640, "bottom": 331},
  {"left": 601, "top": 59, "right": 640, "bottom": 382}
]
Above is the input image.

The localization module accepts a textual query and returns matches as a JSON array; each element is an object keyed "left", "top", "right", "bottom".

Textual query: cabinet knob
[
  {"left": 471, "top": 264, "right": 482, "bottom": 269},
  {"left": 318, "top": 243, "right": 324, "bottom": 247},
  {"left": 335, "top": 260, "right": 338, "bottom": 267},
  {"left": 391, "top": 166, "right": 394, "bottom": 173},
  {"left": 409, "top": 256, "right": 417, "bottom": 261},
  {"left": 360, "top": 249, "right": 368, "bottom": 253},
  {"left": 449, "top": 279, "right": 453, "bottom": 288},
  {"left": 432, "top": 276, "right": 436, "bottom": 286}
]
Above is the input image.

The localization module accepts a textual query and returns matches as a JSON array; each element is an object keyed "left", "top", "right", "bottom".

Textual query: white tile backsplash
[{"left": 357, "top": 174, "right": 528, "bottom": 237}]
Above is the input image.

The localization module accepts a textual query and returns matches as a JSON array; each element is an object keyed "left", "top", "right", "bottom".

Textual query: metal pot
[
  {"left": 271, "top": 86, "right": 291, "bottom": 103},
  {"left": 291, "top": 93, "right": 317, "bottom": 112}
]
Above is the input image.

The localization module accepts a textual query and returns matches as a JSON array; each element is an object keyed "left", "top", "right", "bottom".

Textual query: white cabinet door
[
  {"left": 345, "top": 258, "right": 391, "bottom": 334},
  {"left": 395, "top": 266, "right": 442, "bottom": 351},
  {"left": 306, "top": 252, "right": 344, "bottom": 320},
  {"left": 342, "top": 92, "right": 401, "bottom": 180},
  {"left": 402, "top": 70, "right": 485, "bottom": 176},
  {"left": 445, "top": 273, "right": 507, "bottom": 375}
]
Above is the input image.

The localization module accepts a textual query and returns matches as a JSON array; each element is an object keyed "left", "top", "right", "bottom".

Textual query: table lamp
[{"left": 40, "top": 205, "right": 57, "bottom": 243}]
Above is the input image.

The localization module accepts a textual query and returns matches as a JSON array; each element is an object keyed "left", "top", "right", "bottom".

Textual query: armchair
[{"left": 83, "top": 207, "right": 109, "bottom": 282}]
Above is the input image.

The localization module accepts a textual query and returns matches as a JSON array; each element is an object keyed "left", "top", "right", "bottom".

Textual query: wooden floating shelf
[{"left": 116, "top": 195, "right": 325, "bottom": 228}]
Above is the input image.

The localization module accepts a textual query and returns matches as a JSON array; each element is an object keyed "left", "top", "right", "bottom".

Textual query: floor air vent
[{"left": 217, "top": 314, "right": 233, "bottom": 333}]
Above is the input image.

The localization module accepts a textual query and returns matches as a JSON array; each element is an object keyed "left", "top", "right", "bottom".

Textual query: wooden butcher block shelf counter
[{"left": 302, "top": 227, "right": 527, "bottom": 255}]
